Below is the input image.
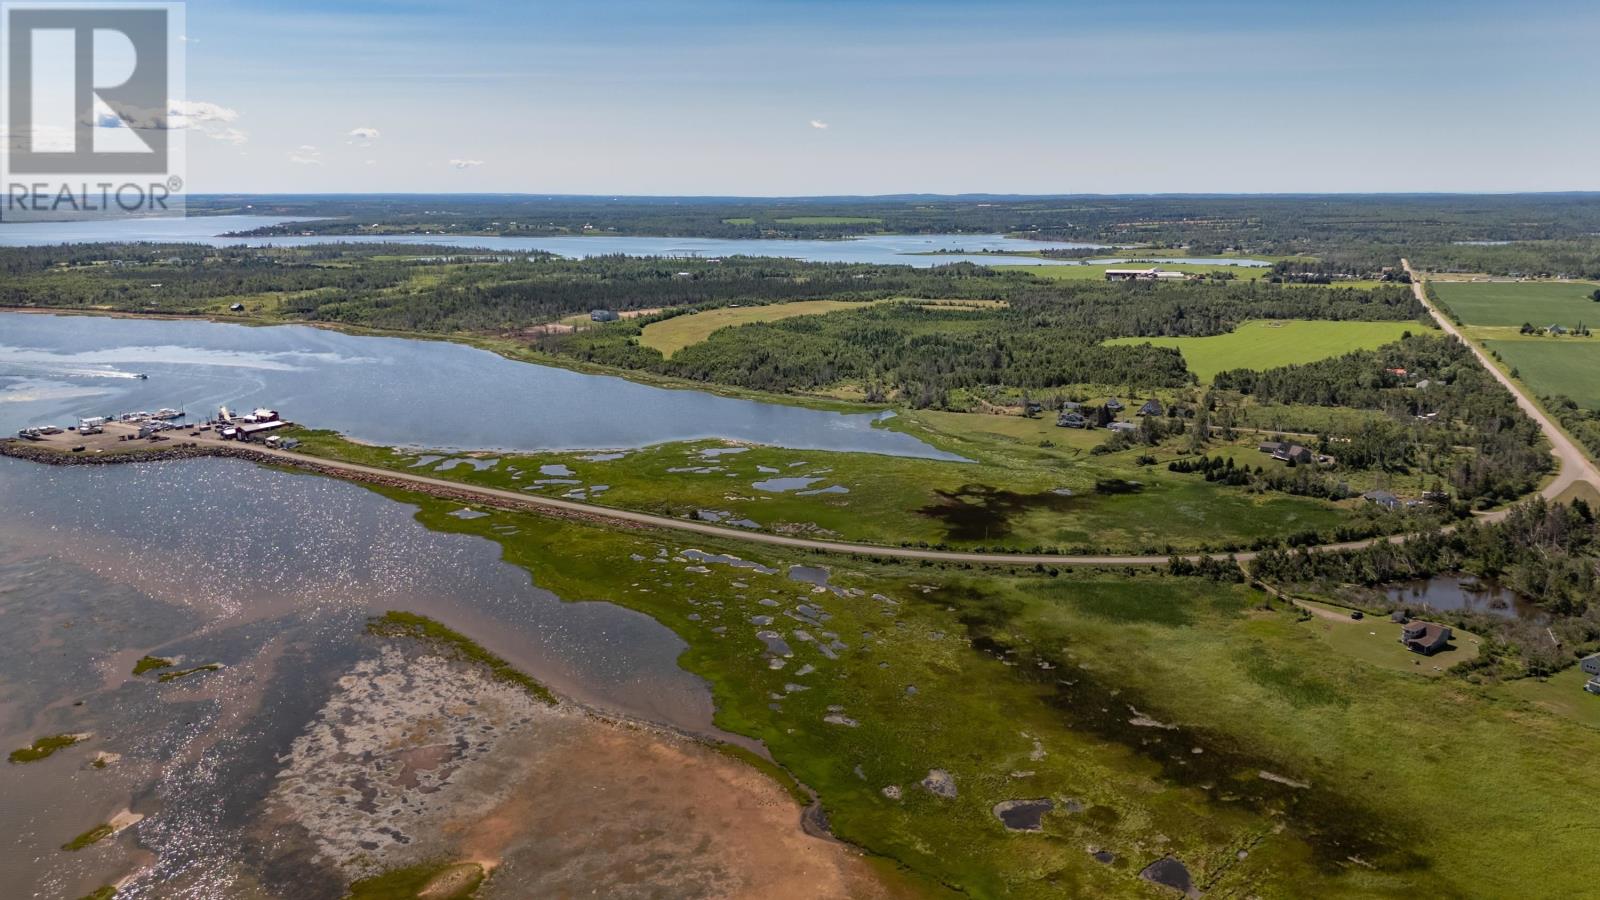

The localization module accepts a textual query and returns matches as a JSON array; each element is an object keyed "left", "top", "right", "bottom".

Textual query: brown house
[
  {"left": 1400, "top": 620, "right": 1452, "bottom": 656},
  {"left": 1273, "top": 444, "right": 1314, "bottom": 465}
]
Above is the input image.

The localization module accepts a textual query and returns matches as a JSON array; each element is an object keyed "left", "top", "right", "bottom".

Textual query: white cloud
[
  {"left": 170, "top": 100, "right": 239, "bottom": 126},
  {"left": 449, "top": 158, "right": 484, "bottom": 169},
  {"left": 347, "top": 126, "right": 380, "bottom": 146},
  {"left": 289, "top": 145, "right": 323, "bottom": 165},
  {"left": 809, "top": 119, "right": 829, "bottom": 130},
  {"left": 170, "top": 100, "right": 248, "bottom": 143},
  {"left": 363, "top": 159, "right": 377, "bottom": 166}
]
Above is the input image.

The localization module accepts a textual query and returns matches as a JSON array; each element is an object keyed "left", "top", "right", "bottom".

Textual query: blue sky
[{"left": 175, "top": 0, "right": 1600, "bottom": 194}]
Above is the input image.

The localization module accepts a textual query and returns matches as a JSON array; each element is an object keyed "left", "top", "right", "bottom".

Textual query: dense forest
[
  {"left": 188, "top": 193, "right": 1600, "bottom": 259},
  {"left": 1211, "top": 335, "right": 1549, "bottom": 504}
]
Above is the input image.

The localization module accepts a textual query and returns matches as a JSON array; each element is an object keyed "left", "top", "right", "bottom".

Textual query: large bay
[
  {"left": 0, "top": 311, "right": 960, "bottom": 458},
  {"left": 0, "top": 215, "right": 1111, "bottom": 265}
]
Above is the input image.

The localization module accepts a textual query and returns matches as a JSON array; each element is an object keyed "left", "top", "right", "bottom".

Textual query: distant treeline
[
  {"left": 0, "top": 243, "right": 1422, "bottom": 337},
  {"left": 1408, "top": 240, "right": 1600, "bottom": 279},
  {"left": 186, "top": 193, "right": 1600, "bottom": 257}
]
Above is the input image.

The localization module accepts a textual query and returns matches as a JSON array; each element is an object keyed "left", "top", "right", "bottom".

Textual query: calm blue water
[
  {"left": 0, "top": 312, "right": 961, "bottom": 458},
  {"left": 0, "top": 215, "right": 1115, "bottom": 266}
]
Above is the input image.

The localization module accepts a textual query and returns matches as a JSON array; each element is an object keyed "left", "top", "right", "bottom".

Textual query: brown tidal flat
[
  {"left": 272, "top": 645, "right": 905, "bottom": 899},
  {"left": 459, "top": 723, "right": 901, "bottom": 899}
]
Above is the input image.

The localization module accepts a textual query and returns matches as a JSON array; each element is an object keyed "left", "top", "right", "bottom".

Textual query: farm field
[
  {"left": 1105, "top": 319, "right": 1419, "bottom": 382},
  {"left": 640, "top": 299, "right": 892, "bottom": 356},
  {"left": 1483, "top": 338, "right": 1600, "bottom": 409},
  {"left": 1432, "top": 281, "right": 1600, "bottom": 328}
]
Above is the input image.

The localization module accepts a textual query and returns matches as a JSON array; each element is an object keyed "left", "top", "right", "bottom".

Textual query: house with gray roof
[{"left": 1364, "top": 489, "right": 1402, "bottom": 510}]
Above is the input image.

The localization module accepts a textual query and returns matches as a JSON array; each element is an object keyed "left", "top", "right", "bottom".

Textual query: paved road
[{"left": 1403, "top": 259, "right": 1600, "bottom": 501}]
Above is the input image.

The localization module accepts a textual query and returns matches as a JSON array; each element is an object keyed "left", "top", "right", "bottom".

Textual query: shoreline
[
  {"left": 0, "top": 434, "right": 1502, "bottom": 568},
  {"left": 0, "top": 304, "right": 886, "bottom": 417}
]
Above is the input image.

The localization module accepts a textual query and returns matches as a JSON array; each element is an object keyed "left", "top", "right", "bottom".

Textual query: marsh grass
[{"left": 367, "top": 611, "right": 556, "bottom": 704}]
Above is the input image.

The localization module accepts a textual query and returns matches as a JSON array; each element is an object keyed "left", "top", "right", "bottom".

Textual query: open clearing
[
  {"left": 1482, "top": 338, "right": 1600, "bottom": 408},
  {"left": 1105, "top": 319, "right": 1418, "bottom": 381},
  {"left": 1293, "top": 598, "right": 1481, "bottom": 676},
  {"left": 641, "top": 299, "right": 892, "bottom": 356},
  {"left": 1433, "top": 281, "right": 1600, "bottom": 328}
]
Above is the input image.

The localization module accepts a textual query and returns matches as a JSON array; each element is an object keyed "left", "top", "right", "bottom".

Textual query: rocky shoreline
[{"left": 0, "top": 438, "right": 645, "bottom": 532}]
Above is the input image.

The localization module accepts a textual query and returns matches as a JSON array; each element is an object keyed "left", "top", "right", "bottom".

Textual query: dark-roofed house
[
  {"left": 1259, "top": 441, "right": 1286, "bottom": 454},
  {"left": 590, "top": 309, "right": 620, "bottom": 322},
  {"left": 1137, "top": 399, "right": 1163, "bottom": 417},
  {"left": 1364, "top": 489, "right": 1402, "bottom": 510},
  {"left": 1273, "top": 444, "right": 1314, "bottom": 465},
  {"left": 1057, "top": 412, "right": 1089, "bottom": 429},
  {"left": 1104, "top": 398, "right": 1124, "bottom": 412},
  {"left": 1061, "top": 400, "right": 1083, "bottom": 411},
  {"left": 1581, "top": 653, "right": 1600, "bottom": 677},
  {"left": 1400, "top": 620, "right": 1452, "bottom": 655}
]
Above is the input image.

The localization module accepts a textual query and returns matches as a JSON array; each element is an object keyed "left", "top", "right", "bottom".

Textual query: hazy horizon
[{"left": 155, "top": 0, "right": 1599, "bottom": 196}]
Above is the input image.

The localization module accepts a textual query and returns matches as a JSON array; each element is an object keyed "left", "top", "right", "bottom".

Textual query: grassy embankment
[
  {"left": 1106, "top": 320, "right": 1420, "bottom": 383},
  {"left": 354, "top": 483, "right": 1600, "bottom": 899},
  {"left": 285, "top": 408, "right": 1372, "bottom": 556}
]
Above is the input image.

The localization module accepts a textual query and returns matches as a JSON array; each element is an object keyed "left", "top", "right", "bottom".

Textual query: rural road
[
  {"left": 1402, "top": 259, "right": 1600, "bottom": 501},
  {"left": 74, "top": 431, "right": 1416, "bottom": 567}
]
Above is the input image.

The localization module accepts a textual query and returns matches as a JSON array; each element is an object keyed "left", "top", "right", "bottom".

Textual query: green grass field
[
  {"left": 640, "top": 299, "right": 892, "bottom": 356},
  {"left": 1105, "top": 320, "right": 1419, "bottom": 381},
  {"left": 1504, "top": 667, "right": 1600, "bottom": 730},
  {"left": 1432, "top": 281, "right": 1600, "bottom": 328},
  {"left": 1483, "top": 338, "right": 1600, "bottom": 408},
  {"left": 1293, "top": 599, "right": 1482, "bottom": 676}
]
